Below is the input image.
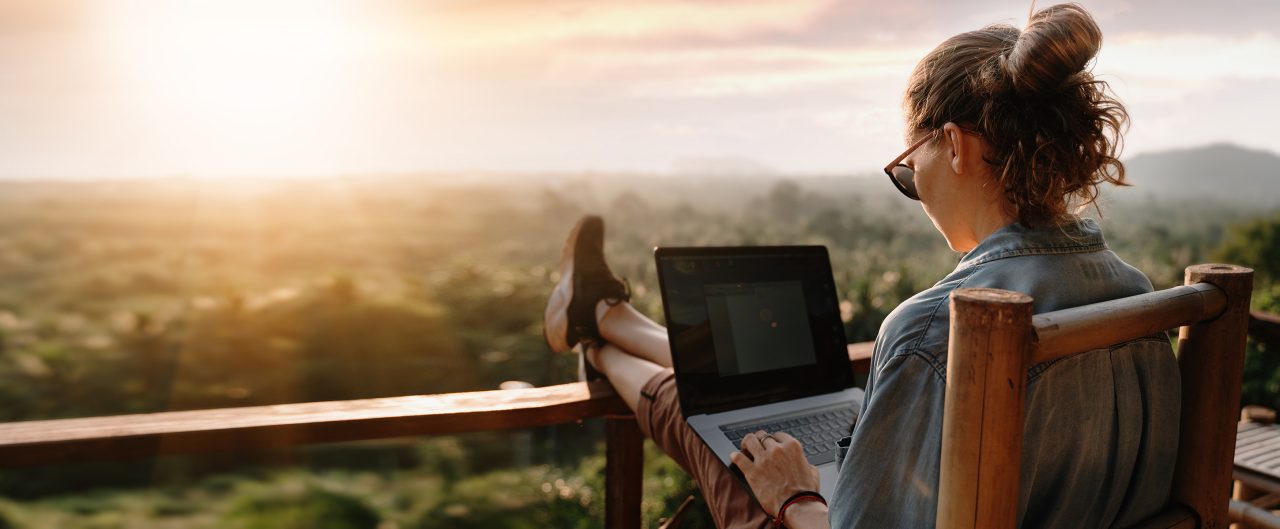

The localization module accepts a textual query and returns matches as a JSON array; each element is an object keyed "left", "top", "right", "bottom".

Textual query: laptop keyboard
[{"left": 720, "top": 407, "right": 857, "bottom": 465}]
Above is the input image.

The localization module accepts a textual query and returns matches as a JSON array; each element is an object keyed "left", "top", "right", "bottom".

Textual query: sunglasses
[
  {"left": 884, "top": 127, "right": 982, "bottom": 201},
  {"left": 883, "top": 132, "right": 935, "bottom": 201}
]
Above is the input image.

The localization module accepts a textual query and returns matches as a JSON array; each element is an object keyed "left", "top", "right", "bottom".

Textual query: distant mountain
[{"left": 1120, "top": 143, "right": 1280, "bottom": 204}]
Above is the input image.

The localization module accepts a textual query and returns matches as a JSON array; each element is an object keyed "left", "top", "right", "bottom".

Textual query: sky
[{"left": 0, "top": 0, "right": 1278, "bottom": 179}]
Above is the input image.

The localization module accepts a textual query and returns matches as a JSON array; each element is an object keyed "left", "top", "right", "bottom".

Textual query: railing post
[
  {"left": 937, "top": 288, "right": 1034, "bottom": 529},
  {"left": 606, "top": 416, "right": 643, "bottom": 529},
  {"left": 1174, "top": 264, "right": 1254, "bottom": 529}
]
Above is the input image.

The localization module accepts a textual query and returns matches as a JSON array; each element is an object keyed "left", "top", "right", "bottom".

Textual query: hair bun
[{"left": 1005, "top": 3, "right": 1102, "bottom": 97}]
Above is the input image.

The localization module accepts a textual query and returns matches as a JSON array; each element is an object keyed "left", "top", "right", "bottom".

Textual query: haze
[{"left": 1, "top": 0, "right": 1277, "bottom": 179}]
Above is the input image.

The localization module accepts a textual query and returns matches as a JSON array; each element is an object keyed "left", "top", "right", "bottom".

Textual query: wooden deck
[
  {"left": 1237, "top": 423, "right": 1280, "bottom": 494},
  {"left": 1236, "top": 422, "right": 1280, "bottom": 481},
  {"left": 1236, "top": 422, "right": 1280, "bottom": 528}
]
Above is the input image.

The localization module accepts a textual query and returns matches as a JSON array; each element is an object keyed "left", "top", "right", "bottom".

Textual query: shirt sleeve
[{"left": 828, "top": 351, "right": 947, "bottom": 528}]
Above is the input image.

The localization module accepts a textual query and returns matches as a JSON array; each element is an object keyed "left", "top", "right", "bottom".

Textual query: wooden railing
[
  {"left": 0, "top": 342, "right": 872, "bottom": 528},
  {"left": 1, "top": 301, "right": 1278, "bottom": 528}
]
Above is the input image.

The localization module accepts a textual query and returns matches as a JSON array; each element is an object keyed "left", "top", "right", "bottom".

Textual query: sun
[{"left": 86, "top": 1, "right": 368, "bottom": 178}]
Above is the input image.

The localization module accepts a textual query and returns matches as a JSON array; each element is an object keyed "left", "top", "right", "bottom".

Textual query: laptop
[{"left": 653, "top": 245, "right": 864, "bottom": 497}]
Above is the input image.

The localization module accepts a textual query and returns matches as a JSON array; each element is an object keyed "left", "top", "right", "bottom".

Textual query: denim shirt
[{"left": 828, "top": 218, "right": 1180, "bottom": 528}]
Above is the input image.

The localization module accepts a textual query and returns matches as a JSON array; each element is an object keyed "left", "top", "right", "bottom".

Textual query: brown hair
[{"left": 903, "top": 3, "right": 1128, "bottom": 227}]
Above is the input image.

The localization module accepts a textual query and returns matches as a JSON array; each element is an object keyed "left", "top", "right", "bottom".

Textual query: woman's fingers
[
  {"left": 770, "top": 431, "right": 804, "bottom": 455},
  {"left": 770, "top": 431, "right": 797, "bottom": 443},
  {"left": 739, "top": 430, "right": 793, "bottom": 467},
  {"left": 760, "top": 432, "right": 783, "bottom": 448},
  {"left": 741, "top": 430, "right": 769, "bottom": 456},
  {"left": 732, "top": 430, "right": 822, "bottom": 516}
]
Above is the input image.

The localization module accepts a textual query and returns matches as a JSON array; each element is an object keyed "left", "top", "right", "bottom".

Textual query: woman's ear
[
  {"left": 942, "top": 122, "right": 967, "bottom": 175},
  {"left": 942, "top": 122, "right": 991, "bottom": 180}
]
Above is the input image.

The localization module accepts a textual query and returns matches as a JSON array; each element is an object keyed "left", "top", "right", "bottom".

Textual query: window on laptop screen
[{"left": 704, "top": 281, "right": 817, "bottom": 375}]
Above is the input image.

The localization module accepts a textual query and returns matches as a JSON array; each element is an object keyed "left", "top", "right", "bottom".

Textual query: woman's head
[{"left": 899, "top": 3, "right": 1127, "bottom": 234}]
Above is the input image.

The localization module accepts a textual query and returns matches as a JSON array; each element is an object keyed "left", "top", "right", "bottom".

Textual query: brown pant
[{"left": 636, "top": 368, "right": 773, "bottom": 529}]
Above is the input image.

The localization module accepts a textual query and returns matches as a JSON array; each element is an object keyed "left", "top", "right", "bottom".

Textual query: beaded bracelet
[{"left": 773, "top": 490, "right": 827, "bottom": 528}]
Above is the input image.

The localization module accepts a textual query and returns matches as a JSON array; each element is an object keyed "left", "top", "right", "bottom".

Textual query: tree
[{"left": 1215, "top": 214, "right": 1280, "bottom": 287}]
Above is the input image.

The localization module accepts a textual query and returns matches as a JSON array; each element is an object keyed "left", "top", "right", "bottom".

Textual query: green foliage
[
  {"left": 408, "top": 442, "right": 714, "bottom": 529},
  {"left": 1255, "top": 285, "right": 1280, "bottom": 313},
  {"left": 1, "top": 177, "right": 1278, "bottom": 527},
  {"left": 147, "top": 494, "right": 199, "bottom": 517},
  {"left": 641, "top": 443, "right": 715, "bottom": 529},
  {"left": 1215, "top": 213, "right": 1280, "bottom": 287},
  {"left": 1242, "top": 339, "right": 1280, "bottom": 411},
  {"left": 1239, "top": 283, "right": 1280, "bottom": 410},
  {"left": 224, "top": 488, "right": 380, "bottom": 529},
  {"left": 408, "top": 451, "right": 604, "bottom": 529},
  {"left": 1215, "top": 215, "right": 1280, "bottom": 410},
  {"left": 418, "top": 438, "right": 468, "bottom": 487}
]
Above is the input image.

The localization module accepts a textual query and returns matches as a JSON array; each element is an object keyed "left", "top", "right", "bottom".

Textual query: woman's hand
[{"left": 730, "top": 430, "right": 821, "bottom": 517}]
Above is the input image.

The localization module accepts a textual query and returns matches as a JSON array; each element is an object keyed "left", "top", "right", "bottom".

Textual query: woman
[{"left": 543, "top": 4, "right": 1179, "bottom": 528}]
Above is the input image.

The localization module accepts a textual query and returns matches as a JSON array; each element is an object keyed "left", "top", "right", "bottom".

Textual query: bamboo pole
[
  {"left": 1032, "top": 282, "right": 1225, "bottom": 363},
  {"left": 936, "top": 288, "right": 1035, "bottom": 529},
  {"left": 1230, "top": 499, "right": 1280, "bottom": 529},
  {"left": 1172, "top": 264, "right": 1254, "bottom": 529}
]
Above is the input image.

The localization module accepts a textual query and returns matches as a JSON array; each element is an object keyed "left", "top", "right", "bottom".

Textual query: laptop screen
[
  {"left": 704, "top": 280, "right": 817, "bottom": 376},
  {"left": 655, "top": 246, "right": 853, "bottom": 416}
]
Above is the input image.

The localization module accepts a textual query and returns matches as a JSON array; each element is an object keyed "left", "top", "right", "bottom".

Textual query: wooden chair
[{"left": 935, "top": 264, "right": 1255, "bottom": 529}]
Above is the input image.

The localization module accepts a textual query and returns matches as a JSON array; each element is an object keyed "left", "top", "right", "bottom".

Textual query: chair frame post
[
  {"left": 937, "top": 288, "right": 1035, "bottom": 529},
  {"left": 1173, "top": 264, "right": 1254, "bottom": 529}
]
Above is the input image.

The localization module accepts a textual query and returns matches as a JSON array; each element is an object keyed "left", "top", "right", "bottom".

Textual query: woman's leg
[
  {"left": 586, "top": 300, "right": 672, "bottom": 411},
  {"left": 596, "top": 300, "right": 672, "bottom": 368},
  {"left": 543, "top": 218, "right": 770, "bottom": 527},
  {"left": 586, "top": 342, "right": 664, "bottom": 412},
  {"left": 589, "top": 342, "right": 773, "bottom": 529}
]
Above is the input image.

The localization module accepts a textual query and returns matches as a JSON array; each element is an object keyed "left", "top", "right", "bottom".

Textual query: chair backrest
[{"left": 935, "top": 264, "right": 1254, "bottom": 529}]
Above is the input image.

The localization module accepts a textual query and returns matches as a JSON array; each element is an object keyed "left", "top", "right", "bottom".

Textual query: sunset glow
[{"left": 1, "top": 0, "right": 1277, "bottom": 178}]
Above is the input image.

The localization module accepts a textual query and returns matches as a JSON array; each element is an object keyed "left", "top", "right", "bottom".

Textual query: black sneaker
[{"left": 544, "top": 216, "right": 630, "bottom": 377}]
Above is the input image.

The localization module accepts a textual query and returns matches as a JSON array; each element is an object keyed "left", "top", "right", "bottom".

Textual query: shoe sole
[{"left": 544, "top": 217, "right": 588, "bottom": 353}]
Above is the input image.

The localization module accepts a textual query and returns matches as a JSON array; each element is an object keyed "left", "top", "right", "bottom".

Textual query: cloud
[
  {"left": 416, "top": 0, "right": 838, "bottom": 50},
  {"left": 1099, "top": 32, "right": 1280, "bottom": 104},
  {"left": 0, "top": 0, "right": 1278, "bottom": 177},
  {"left": 544, "top": 45, "right": 925, "bottom": 98}
]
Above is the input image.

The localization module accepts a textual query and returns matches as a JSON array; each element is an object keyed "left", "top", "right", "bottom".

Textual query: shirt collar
[{"left": 955, "top": 217, "right": 1107, "bottom": 271}]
